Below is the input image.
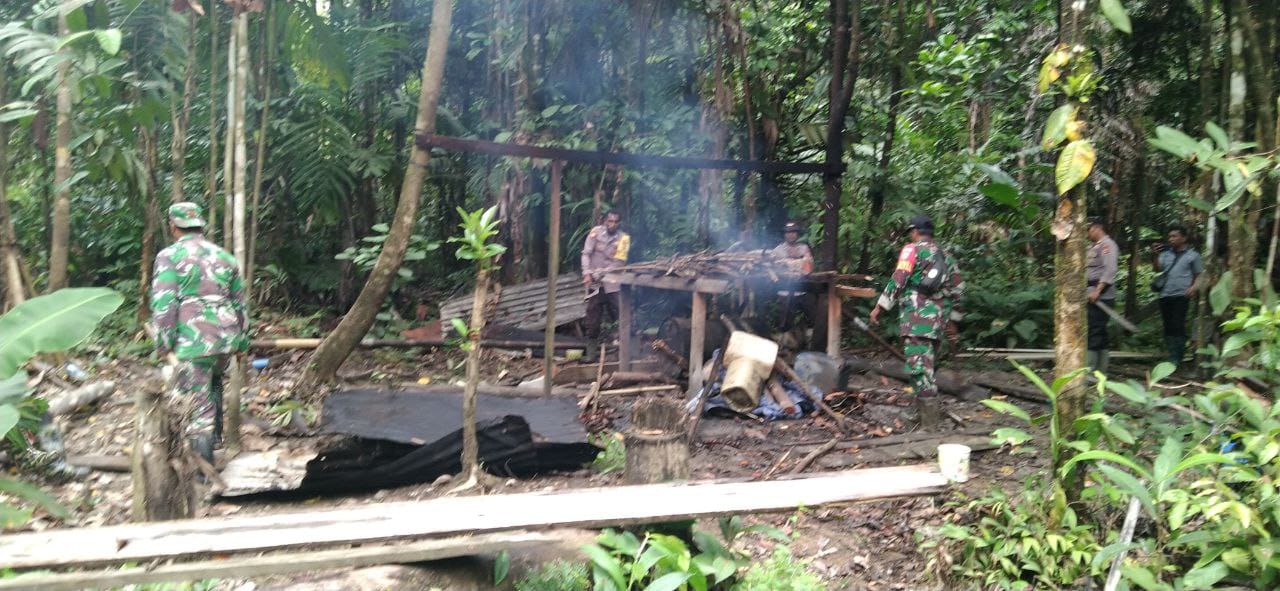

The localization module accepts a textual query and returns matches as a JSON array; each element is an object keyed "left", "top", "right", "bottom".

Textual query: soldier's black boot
[{"left": 917, "top": 396, "right": 941, "bottom": 430}]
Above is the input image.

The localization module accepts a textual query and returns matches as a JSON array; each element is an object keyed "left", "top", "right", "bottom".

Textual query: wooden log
[
  {"left": 66, "top": 454, "right": 131, "bottom": 473},
  {"left": 685, "top": 349, "right": 724, "bottom": 444},
  {"left": 625, "top": 398, "right": 690, "bottom": 485},
  {"left": 250, "top": 338, "right": 585, "bottom": 350},
  {"left": 0, "top": 531, "right": 560, "bottom": 591},
  {"left": 764, "top": 377, "right": 797, "bottom": 416},
  {"left": 841, "top": 356, "right": 991, "bottom": 401},
  {"left": 826, "top": 280, "right": 842, "bottom": 357},
  {"left": 791, "top": 428, "right": 993, "bottom": 451},
  {"left": 605, "top": 372, "right": 676, "bottom": 387},
  {"left": 619, "top": 284, "right": 633, "bottom": 371},
  {"left": 774, "top": 360, "right": 850, "bottom": 434},
  {"left": 687, "top": 292, "right": 707, "bottom": 398},
  {"left": 131, "top": 381, "right": 192, "bottom": 522},
  {"left": 817, "top": 435, "right": 997, "bottom": 467},
  {"left": 46, "top": 381, "right": 116, "bottom": 416},
  {"left": 0, "top": 465, "right": 947, "bottom": 570},
  {"left": 598, "top": 385, "right": 680, "bottom": 397},
  {"left": 224, "top": 355, "right": 243, "bottom": 453}
]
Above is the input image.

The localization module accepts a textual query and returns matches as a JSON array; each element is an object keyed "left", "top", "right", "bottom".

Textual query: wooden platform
[
  {"left": 439, "top": 272, "right": 586, "bottom": 333},
  {"left": 0, "top": 465, "right": 947, "bottom": 571}
]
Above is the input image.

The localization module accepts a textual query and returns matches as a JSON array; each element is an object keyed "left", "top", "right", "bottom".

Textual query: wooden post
[
  {"left": 224, "top": 355, "right": 242, "bottom": 453},
  {"left": 619, "top": 284, "right": 633, "bottom": 372},
  {"left": 132, "top": 381, "right": 193, "bottom": 522},
  {"left": 688, "top": 292, "right": 707, "bottom": 398},
  {"left": 543, "top": 161, "right": 562, "bottom": 397},
  {"left": 624, "top": 398, "right": 690, "bottom": 484},
  {"left": 826, "top": 280, "right": 842, "bottom": 357}
]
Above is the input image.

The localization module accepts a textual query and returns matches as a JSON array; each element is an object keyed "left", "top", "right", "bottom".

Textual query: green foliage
[
  {"left": 0, "top": 288, "right": 124, "bottom": 379},
  {"left": 925, "top": 305, "right": 1280, "bottom": 590},
  {"left": 514, "top": 560, "right": 590, "bottom": 591},
  {"left": 1148, "top": 123, "right": 1278, "bottom": 214},
  {"left": 923, "top": 485, "right": 1102, "bottom": 590},
  {"left": 335, "top": 223, "right": 441, "bottom": 291},
  {"left": 589, "top": 432, "right": 626, "bottom": 475},
  {"left": 449, "top": 206, "right": 507, "bottom": 272},
  {"left": 583, "top": 527, "right": 742, "bottom": 591},
  {"left": 732, "top": 547, "right": 826, "bottom": 591}
]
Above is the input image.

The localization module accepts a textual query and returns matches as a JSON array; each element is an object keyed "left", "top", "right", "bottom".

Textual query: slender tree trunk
[
  {"left": 1195, "top": 0, "right": 1221, "bottom": 354},
  {"left": 206, "top": 0, "right": 220, "bottom": 241},
  {"left": 224, "top": 9, "right": 251, "bottom": 453},
  {"left": 460, "top": 266, "right": 489, "bottom": 480},
  {"left": 137, "top": 128, "right": 159, "bottom": 322},
  {"left": 172, "top": 12, "right": 197, "bottom": 205},
  {"left": 299, "top": 0, "right": 456, "bottom": 386},
  {"left": 1051, "top": 1, "right": 1089, "bottom": 500},
  {"left": 1125, "top": 142, "right": 1145, "bottom": 315},
  {"left": 1226, "top": 1, "right": 1252, "bottom": 298},
  {"left": 0, "top": 64, "right": 26, "bottom": 309},
  {"left": 48, "top": 3, "right": 73, "bottom": 291},
  {"left": 1267, "top": 97, "right": 1280, "bottom": 284},
  {"left": 222, "top": 15, "right": 236, "bottom": 249},
  {"left": 248, "top": 4, "right": 274, "bottom": 306},
  {"left": 820, "top": 0, "right": 862, "bottom": 270},
  {"left": 856, "top": 0, "right": 905, "bottom": 273}
]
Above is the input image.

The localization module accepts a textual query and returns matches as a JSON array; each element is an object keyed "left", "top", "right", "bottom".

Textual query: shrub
[
  {"left": 733, "top": 546, "right": 826, "bottom": 591},
  {"left": 515, "top": 560, "right": 590, "bottom": 591}
]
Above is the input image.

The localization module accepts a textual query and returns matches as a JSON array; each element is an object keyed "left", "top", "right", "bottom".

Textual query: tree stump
[
  {"left": 131, "top": 380, "right": 193, "bottom": 521},
  {"left": 624, "top": 398, "right": 689, "bottom": 485}
]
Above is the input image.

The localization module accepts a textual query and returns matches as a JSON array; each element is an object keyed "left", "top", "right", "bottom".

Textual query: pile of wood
[{"left": 610, "top": 250, "right": 800, "bottom": 281}]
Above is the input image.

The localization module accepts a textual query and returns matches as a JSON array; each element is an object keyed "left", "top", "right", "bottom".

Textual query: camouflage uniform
[
  {"left": 580, "top": 224, "right": 631, "bottom": 344},
  {"left": 876, "top": 240, "right": 964, "bottom": 400},
  {"left": 149, "top": 203, "right": 248, "bottom": 439}
]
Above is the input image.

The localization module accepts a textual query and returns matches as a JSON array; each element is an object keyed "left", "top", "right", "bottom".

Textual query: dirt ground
[{"left": 15, "top": 344, "right": 1057, "bottom": 590}]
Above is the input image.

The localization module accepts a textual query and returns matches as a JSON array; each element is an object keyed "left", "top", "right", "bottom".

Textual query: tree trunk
[
  {"left": 460, "top": 267, "right": 489, "bottom": 479},
  {"left": 855, "top": 0, "right": 905, "bottom": 274},
  {"left": 0, "top": 64, "right": 25, "bottom": 309},
  {"left": 248, "top": 3, "right": 274, "bottom": 306},
  {"left": 205, "top": 0, "right": 220, "bottom": 241},
  {"left": 820, "top": 0, "right": 862, "bottom": 270},
  {"left": 1267, "top": 97, "right": 1280, "bottom": 283},
  {"left": 299, "top": 0, "right": 456, "bottom": 386},
  {"left": 48, "top": 2, "right": 73, "bottom": 291},
  {"left": 1226, "top": 1, "right": 1252, "bottom": 298},
  {"left": 1125, "top": 142, "right": 1145, "bottom": 315},
  {"left": 1051, "top": 1, "right": 1089, "bottom": 503},
  {"left": 137, "top": 128, "right": 160, "bottom": 322},
  {"left": 222, "top": 14, "right": 236, "bottom": 249}
]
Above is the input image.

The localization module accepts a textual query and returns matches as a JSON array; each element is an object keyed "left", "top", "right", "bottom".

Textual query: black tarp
[{"left": 228, "top": 415, "right": 599, "bottom": 498}]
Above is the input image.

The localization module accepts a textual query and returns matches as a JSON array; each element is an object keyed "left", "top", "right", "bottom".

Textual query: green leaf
[
  {"left": 582, "top": 544, "right": 626, "bottom": 590},
  {"left": 93, "top": 29, "right": 121, "bottom": 55},
  {"left": 0, "top": 405, "right": 18, "bottom": 438},
  {"left": 0, "top": 288, "right": 124, "bottom": 379},
  {"left": 643, "top": 572, "right": 693, "bottom": 591},
  {"left": 1204, "top": 122, "right": 1230, "bottom": 150},
  {"left": 1060, "top": 450, "right": 1153, "bottom": 481},
  {"left": 54, "top": 30, "right": 94, "bottom": 51},
  {"left": 1041, "top": 104, "right": 1076, "bottom": 149},
  {"left": 1097, "top": 464, "right": 1155, "bottom": 518},
  {"left": 0, "top": 373, "right": 29, "bottom": 405},
  {"left": 0, "top": 477, "right": 71, "bottom": 519},
  {"left": 976, "top": 163, "right": 1016, "bottom": 186},
  {"left": 980, "top": 183, "right": 1020, "bottom": 208},
  {"left": 1092, "top": 540, "right": 1140, "bottom": 569},
  {"left": 493, "top": 549, "right": 510, "bottom": 585},
  {"left": 1210, "top": 272, "right": 1233, "bottom": 316},
  {"left": 981, "top": 399, "right": 1031, "bottom": 423},
  {"left": 1220, "top": 547, "right": 1251, "bottom": 572},
  {"left": 1122, "top": 564, "right": 1162, "bottom": 590},
  {"left": 1181, "top": 561, "right": 1228, "bottom": 590},
  {"left": 991, "top": 427, "right": 1034, "bottom": 446},
  {"left": 1148, "top": 362, "right": 1175, "bottom": 385},
  {"left": 1149, "top": 126, "right": 1202, "bottom": 159},
  {"left": 0, "top": 108, "right": 38, "bottom": 122},
  {"left": 1055, "top": 140, "right": 1096, "bottom": 195},
  {"left": 1099, "top": 0, "right": 1132, "bottom": 33},
  {"left": 1170, "top": 453, "right": 1234, "bottom": 477}
]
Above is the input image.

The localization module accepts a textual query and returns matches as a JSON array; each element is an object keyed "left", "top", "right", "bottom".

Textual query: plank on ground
[
  {"left": 0, "top": 465, "right": 947, "bottom": 570},
  {"left": 0, "top": 531, "right": 558, "bottom": 591}
]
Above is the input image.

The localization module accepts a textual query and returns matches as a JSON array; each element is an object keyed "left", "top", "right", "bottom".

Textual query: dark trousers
[
  {"left": 585, "top": 290, "right": 620, "bottom": 342},
  {"left": 1159, "top": 296, "right": 1190, "bottom": 363},
  {"left": 1087, "top": 299, "right": 1114, "bottom": 351}
]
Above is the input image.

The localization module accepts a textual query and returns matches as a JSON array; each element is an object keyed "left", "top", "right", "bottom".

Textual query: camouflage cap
[{"left": 168, "top": 202, "right": 206, "bottom": 229}]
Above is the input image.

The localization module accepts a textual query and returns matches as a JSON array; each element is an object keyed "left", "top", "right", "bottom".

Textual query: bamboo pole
[{"left": 543, "top": 161, "right": 562, "bottom": 397}]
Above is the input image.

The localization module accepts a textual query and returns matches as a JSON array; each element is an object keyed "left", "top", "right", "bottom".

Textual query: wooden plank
[
  {"left": 0, "top": 532, "right": 559, "bottom": 591},
  {"left": 416, "top": 133, "right": 831, "bottom": 175},
  {"left": 688, "top": 292, "right": 707, "bottom": 398},
  {"left": 836, "top": 285, "right": 877, "bottom": 299},
  {"left": 619, "top": 285, "right": 633, "bottom": 372},
  {"left": 826, "top": 281, "right": 842, "bottom": 357},
  {"left": 607, "top": 272, "right": 732, "bottom": 294},
  {"left": 0, "top": 465, "right": 947, "bottom": 570},
  {"left": 544, "top": 162, "right": 562, "bottom": 397}
]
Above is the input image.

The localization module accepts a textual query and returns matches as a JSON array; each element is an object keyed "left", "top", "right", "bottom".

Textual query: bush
[{"left": 733, "top": 547, "right": 826, "bottom": 591}]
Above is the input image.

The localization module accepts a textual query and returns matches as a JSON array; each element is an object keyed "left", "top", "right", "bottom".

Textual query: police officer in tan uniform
[
  {"left": 1086, "top": 219, "right": 1119, "bottom": 373},
  {"left": 580, "top": 211, "right": 630, "bottom": 360}
]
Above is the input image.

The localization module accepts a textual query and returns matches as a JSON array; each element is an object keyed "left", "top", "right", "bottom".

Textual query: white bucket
[{"left": 937, "top": 443, "right": 971, "bottom": 483}]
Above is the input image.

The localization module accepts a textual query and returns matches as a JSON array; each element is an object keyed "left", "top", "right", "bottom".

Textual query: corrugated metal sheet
[{"left": 440, "top": 273, "right": 587, "bottom": 332}]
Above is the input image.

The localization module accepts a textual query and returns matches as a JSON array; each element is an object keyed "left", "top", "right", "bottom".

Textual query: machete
[{"left": 1093, "top": 299, "right": 1139, "bottom": 333}]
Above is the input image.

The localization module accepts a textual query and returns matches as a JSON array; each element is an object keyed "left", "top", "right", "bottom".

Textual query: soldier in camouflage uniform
[
  {"left": 870, "top": 215, "right": 964, "bottom": 429},
  {"left": 149, "top": 202, "right": 248, "bottom": 460}
]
